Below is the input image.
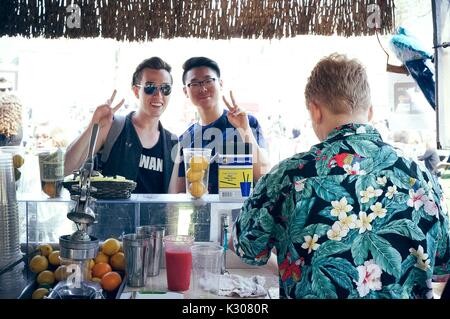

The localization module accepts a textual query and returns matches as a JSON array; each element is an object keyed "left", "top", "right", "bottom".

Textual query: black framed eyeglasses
[
  {"left": 136, "top": 84, "right": 172, "bottom": 96},
  {"left": 186, "top": 78, "right": 216, "bottom": 89}
]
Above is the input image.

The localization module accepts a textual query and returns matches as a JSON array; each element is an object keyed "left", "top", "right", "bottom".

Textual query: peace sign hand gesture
[
  {"left": 223, "top": 90, "right": 250, "bottom": 132},
  {"left": 91, "top": 90, "right": 125, "bottom": 128}
]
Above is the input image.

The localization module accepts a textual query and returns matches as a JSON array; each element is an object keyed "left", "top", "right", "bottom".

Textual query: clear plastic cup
[
  {"left": 37, "top": 148, "right": 64, "bottom": 198},
  {"left": 183, "top": 148, "right": 211, "bottom": 199},
  {"left": 163, "top": 235, "right": 194, "bottom": 291},
  {"left": 191, "top": 243, "right": 223, "bottom": 298},
  {"left": 0, "top": 146, "right": 25, "bottom": 191}
]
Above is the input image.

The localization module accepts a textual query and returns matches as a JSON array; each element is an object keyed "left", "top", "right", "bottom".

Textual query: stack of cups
[
  {"left": 191, "top": 243, "right": 223, "bottom": 298},
  {"left": 122, "top": 234, "right": 150, "bottom": 287},
  {"left": 136, "top": 225, "right": 165, "bottom": 277},
  {"left": 0, "top": 151, "right": 25, "bottom": 298}
]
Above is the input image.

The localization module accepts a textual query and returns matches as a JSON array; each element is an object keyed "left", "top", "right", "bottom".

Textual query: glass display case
[
  {"left": 0, "top": 193, "right": 246, "bottom": 298},
  {"left": 17, "top": 193, "right": 245, "bottom": 245}
]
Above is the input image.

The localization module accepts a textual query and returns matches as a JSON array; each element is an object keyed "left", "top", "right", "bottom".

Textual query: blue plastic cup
[{"left": 240, "top": 181, "right": 251, "bottom": 197}]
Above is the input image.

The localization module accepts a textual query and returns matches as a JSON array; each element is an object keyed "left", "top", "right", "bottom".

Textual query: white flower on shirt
[
  {"left": 407, "top": 188, "right": 427, "bottom": 211},
  {"left": 354, "top": 259, "right": 383, "bottom": 297},
  {"left": 338, "top": 213, "right": 358, "bottom": 230},
  {"left": 356, "top": 126, "right": 367, "bottom": 134},
  {"left": 360, "top": 186, "right": 383, "bottom": 203},
  {"left": 424, "top": 199, "right": 439, "bottom": 217},
  {"left": 327, "top": 222, "right": 348, "bottom": 241},
  {"left": 385, "top": 185, "right": 398, "bottom": 199},
  {"left": 370, "top": 202, "right": 387, "bottom": 219},
  {"left": 330, "top": 197, "right": 353, "bottom": 217},
  {"left": 294, "top": 178, "right": 306, "bottom": 192},
  {"left": 376, "top": 176, "right": 387, "bottom": 186},
  {"left": 301, "top": 234, "right": 320, "bottom": 254},
  {"left": 356, "top": 211, "right": 374, "bottom": 234}
]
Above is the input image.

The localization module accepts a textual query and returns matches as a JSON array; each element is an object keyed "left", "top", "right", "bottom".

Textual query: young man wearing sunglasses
[
  {"left": 65, "top": 57, "right": 178, "bottom": 194},
  {"left": 169, "top": 56, "right": 270, "bottom": 194}
]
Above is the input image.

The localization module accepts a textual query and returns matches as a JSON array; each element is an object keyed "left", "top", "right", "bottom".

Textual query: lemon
[
  {"left": 48, "top": 250, "right": 60, "bottom": 266},
  {"left": 89, "top": 259, "right": 95, "bottom": 270},
  {"left": 186, "top": 168, "right": 204, "bottom": 182},
  {"left": 12, "top": 154, "right": 24, "bottom": 168},
  {"left": 29, "top": 255, "right": 49, "bottom": 273},
  {"left": 189, "top": 181, "right": 206, "bottom": 198},
  {"left": 102, "top": 238, "right": 121, "bottom": 256},
  {"left": 189, "top": 155, "right": 209, "bottom": 171},
  {"left": 37, "top": 270, "right": 55, "bottom": 285},
  {"left": 32, "top": 288, "right": 49, "bottom": 299},
  {"left": 94, "top": 251, "right": 110, "bottom": 264},
  {"left": 54, "top": 265, "right": 68, "bottom": 282},
  {"left": 110, "top": 252, "right": 125, "bottom": 271},
  {"left": 38, "top": 244, "right": 53, "bottom": 257}
]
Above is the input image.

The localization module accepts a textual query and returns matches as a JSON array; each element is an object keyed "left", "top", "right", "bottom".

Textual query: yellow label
[{"left": 218, "top": 167, "right": 253, "bottom": 189}]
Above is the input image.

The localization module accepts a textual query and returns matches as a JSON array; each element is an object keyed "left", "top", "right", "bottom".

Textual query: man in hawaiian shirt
[{"left": 232, "top": 53, "right": 450, "bottom": 299}]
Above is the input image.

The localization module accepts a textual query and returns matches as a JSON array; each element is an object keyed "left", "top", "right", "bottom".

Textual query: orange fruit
[
  {"left": 92, "top": 262, "right": 112, "bottom": 279},
  {"left": 101, "top": 272, "right": 122, "bottom": 292},
  {"left": 110, "top": 252, "right": 125, "bottom": 271},
  {"left": 102, "top": 238, "right": 121, "bottom": 256},
  {"left": 189, "top": 181, "right": 206, "bottom": 198},
  {"left": 189, "top": 155, "right": 209, "bottom": 171},
  {"left": 94, "top": 252, "right": 109, "bottom": 264},
  {"left": 43, "top": 183, "right": 56, "bottom": 197},
  {"left": 186, "top": 168, "right": 204, "bottom": 182}
]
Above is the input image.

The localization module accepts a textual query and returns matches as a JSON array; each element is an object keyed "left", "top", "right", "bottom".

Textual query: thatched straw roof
[{"left": 0, "top": 0, "right": 395, "bottom": 41}]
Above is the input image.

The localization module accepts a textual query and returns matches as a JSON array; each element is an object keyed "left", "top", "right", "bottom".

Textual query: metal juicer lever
[{"left": 67, "top": 124, "right": 99, "bottom": 230}]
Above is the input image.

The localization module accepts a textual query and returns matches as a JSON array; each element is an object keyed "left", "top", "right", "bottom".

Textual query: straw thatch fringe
[{"left": 0, "top": 0, "right": 395, "bottom": 41}]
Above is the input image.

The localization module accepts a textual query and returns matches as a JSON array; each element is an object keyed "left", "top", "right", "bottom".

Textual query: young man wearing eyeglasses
[
  {"left": 169, "top": 57, "right": 270, "bottom": 194},
  {"left": 65, "top": 57, "right": 178, "bottom": 194}
]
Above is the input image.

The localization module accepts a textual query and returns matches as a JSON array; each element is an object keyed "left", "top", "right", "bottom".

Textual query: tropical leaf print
[
  {"left": 376, "top": 219, "right": 426, "bottom": 241},
  {"left": 426, "top": 223, "right": 440, "bottom": 269},
  {"left": 290, "top": 198, "right": 316, "bottom": 239},
  {"left": 318, "top": 257, "right": 359, "bottom": 280},
  {"left": 313, "top": 241, "right": 350, "bottom": 261},
  {"left": 309, "top": 177, "right": 353, "bottom": 203},
  {"left": 366, "top": 232, "right": 402, "bottom": 278},
  {"left": 257, "top": 208, "right": 274, "bottom": 232},
  {"left": 311, "top": 267, "right": 338, "bottom": 298},
  {"left": 318, "top": 206, "right": 335, "bottom": 221},
  {"left": 400, "top": 255, "right": 417, "bottom": 278},
  {"left": 372, "top": 146, "right": 398, "bottom": 172},
  {"left": 322, "top": 267, "right": 354, "bottom": 290},
  {"left": 351, "top": 233, "right": 370, "bottom": 265},
  {"left": 346, "top": 139, "right": 379, "bottom": 157}
]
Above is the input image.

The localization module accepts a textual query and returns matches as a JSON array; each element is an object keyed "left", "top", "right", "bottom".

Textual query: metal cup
[
  {"left": 136, "top": 225, "right": 165, "bottom": 277},
  {"left": 122, "top": 233, "right": 150, "bottom": 287}
]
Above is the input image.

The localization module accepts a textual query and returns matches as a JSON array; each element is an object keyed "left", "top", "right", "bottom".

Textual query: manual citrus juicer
[{"left": 48, "top": 124, "right": 103, "bottom": 299}]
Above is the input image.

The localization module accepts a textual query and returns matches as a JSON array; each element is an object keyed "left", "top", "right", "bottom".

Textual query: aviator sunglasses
[{"left": 136, "top": 83, "right": 172, "bottom": 96}]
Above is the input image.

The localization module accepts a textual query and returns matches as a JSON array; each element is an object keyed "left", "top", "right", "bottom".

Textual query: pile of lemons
[
  {"left": 28, "top": 238, "right": 124, "bottom": 299},
  {"left": 186, "top": 155, "right": 209, "bottom": 198},
  {"left": 28, "top": 244, "right": 63, "bottom": 299}
]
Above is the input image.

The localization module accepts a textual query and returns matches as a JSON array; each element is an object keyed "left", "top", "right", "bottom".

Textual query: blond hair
[{"left": 305, "top": 53, "right": 371, "bottom": 114}]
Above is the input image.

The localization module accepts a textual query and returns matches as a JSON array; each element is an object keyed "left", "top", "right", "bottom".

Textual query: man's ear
[
  {"left": 132, "top": 85, "right": 140, "bottom": 99},
  {"left": 183, "top": 86, "right": 188, "bottom": 98},
  {"left": 219, "top": 79, "right": 224, "bottom": 90},
  {"left": 309, "top": 101, "right": 323, "bottom": 124},
  {"left": 368, "top": 105, "right": 374, "bottom": 122}
]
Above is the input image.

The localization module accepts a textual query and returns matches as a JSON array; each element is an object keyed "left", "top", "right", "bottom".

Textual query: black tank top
[{"left": 134, "top": 134, "right": 164, "bottom": 193}]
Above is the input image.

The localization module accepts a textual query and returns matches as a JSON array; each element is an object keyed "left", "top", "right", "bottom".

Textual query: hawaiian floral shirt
[{"left": 233, "top": 123, "right": 450, "bottom": 299}]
